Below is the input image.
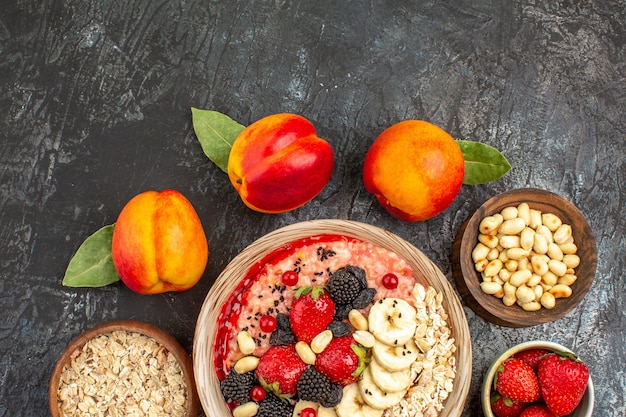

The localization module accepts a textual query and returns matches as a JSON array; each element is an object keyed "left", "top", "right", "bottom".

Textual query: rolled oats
[
  {"left": 383, "top": 284, "right": 457, "bottom": 417},
  {"left": 56, "top": 330, "right": 188, "bottom": 417}
]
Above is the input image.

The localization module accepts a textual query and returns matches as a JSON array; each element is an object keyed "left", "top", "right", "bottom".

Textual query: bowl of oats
[
  {"left": 452, "top": 188, "right": 597, "bottom": 327},
  {"left": 194, "top": 219, "right": 472, "bottom": 417},
  {"left": 49, "top": 320, "right": 199, "bottom": 417}
]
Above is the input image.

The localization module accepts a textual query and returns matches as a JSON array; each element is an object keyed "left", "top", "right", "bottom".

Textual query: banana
[
  {"left": 358, "top": 366, "right": 407, "bottom": 410},
  {"left": 317, "top": 406, "right": 338, "bottom": 417},
  {"left": 371, "top": 338, "right": 419, "bottom": 372},
  {"left": 368, "top": 355, "right": 416, "bottom": 393},
  {"left": 293, "top": 400, "right": 319, "bottom": 417},
  {"left": 335, "top": 383, "right": 384, "bottom": 417},
  {"left": 367, "top": 298, "right": 417, "bottom": 346}
]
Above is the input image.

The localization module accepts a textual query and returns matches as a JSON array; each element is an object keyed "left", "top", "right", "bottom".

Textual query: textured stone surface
[{"left": 0, "top": 1, "right": 624, "bottom": 416}]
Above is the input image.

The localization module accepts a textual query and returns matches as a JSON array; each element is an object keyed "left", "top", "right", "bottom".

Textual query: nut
[{"left": 472, "top": 203, "right": 579, "bottom": 312}]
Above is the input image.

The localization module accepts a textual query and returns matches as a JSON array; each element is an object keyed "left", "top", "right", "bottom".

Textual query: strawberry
[
  {"left": 519, "top": 404, "right": 556, "bottom": 417},
  {"left": 490, "top": 392, "right": 526, "bottom": 417},
  {"left": 538, "top": 352, "right": 589, "bottom": 416},
  {"left": 289, "top": 286, "right": 335, "bottom": 344},
  {"left": 514, "top": 348, "right": 549, "bottom": 373},
  {"left": 315, "top": 335, "right": 368, "bottom": 385},
  {"left": 256, "top": 344, "right": 308, "bottom": 398},
  {"left": 495, "top": 358, "right": 541, "bottom": 403}
]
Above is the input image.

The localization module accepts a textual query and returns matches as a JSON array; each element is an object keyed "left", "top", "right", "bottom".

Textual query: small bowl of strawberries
[{"left": 482, "top": 340, "right": 594, "bottom": 417}]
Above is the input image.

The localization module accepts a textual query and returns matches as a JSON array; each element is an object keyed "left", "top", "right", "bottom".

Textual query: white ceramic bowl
[{"left": 481, "top": 340, "right": 594, "bottom": 417}]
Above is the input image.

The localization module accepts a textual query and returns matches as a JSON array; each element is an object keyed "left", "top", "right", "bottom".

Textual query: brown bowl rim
[
  {"left": 48, "top": 319, "right": 199, "bottom": 417},
  {"left": 452, "top": 188, "right": 598, "bottom": 327}
]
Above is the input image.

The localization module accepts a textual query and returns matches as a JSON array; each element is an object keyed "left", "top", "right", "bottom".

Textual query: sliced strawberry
[
  {"left": 289, "top": 286, "right": 335, "bottom": 344},
  {"left": 538, "top": 352, "right": 589, "bottom": 416},
  {"left": 315, "top": 335, "right": 368, "bottom": 386},
  {"left": 256, "top": 344, "right": 307, "bottom": 398},
  {"left": 495, "top": 358, "right": 540, "bottom": 403}
]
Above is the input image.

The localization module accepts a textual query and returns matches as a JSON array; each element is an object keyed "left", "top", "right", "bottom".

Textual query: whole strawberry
[
  {"left": 256, "top": 344, "right": 307, "bottom": 398},
  {"left": 495, "top": 358, "right": 540, "bottom": 403},
  {"left": 315, "top": 335, "right": 368, "bottom": 385},
  {"left": 519, "top": 404, "right": 556, "bottom": 417},
  {"left": 491, "top": 392, "right": 526, "bottom": 417},
  {"left": 538, "top": 352, "right": 589, "bottom": 416},
  {"left": 290, "top": 286, "right": 335, "bottom": 344},
  {"left": 514, "top": 348, "right": 549, "bottom": 373}
]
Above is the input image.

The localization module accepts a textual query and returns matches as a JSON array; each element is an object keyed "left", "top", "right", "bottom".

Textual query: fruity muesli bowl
[{"left": 193, "top": 219, "right": 471, "bottom": 417}]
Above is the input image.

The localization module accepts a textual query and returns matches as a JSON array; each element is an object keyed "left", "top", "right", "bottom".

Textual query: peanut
[
  {"left": 310, "top": 330, "right": 333, "bottom": 354},
  {"left": 472, "top": 202, "right": 580, "bottom": 313},
  {"left": 234, "top": 402, "right": 260, "bottom": 417},
  {"left": 234, "top": 355, "right": 260, "bottom": 374},
  {"left": 237, "top": 331, "right": 256, "bottom": 356}
]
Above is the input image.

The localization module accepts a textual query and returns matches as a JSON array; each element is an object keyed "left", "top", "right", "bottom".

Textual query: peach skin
[
  {"left": 111, "top": 189, "right": 208, "bottom": 294},
  {"left": 363, "top": 120, "right": 465, "bottom": 222},
  {"left": 227, "top": 113, "right": 334, "bottom": 213}
]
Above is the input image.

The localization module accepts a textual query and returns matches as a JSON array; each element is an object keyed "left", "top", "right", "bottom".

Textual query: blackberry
[
  {"left": 352, "top": 287, "right": 377, "bottom": 309},
  {"left": 220, "top": 370, "right": 256, "bottom": 403},
  {"left": 297, "top": 366, "right": 340, "bottom": 405},
  {"left": 256, "top": 393, "right": 293, "bottom": 417},
  {"left": 329, "top": 268, "right": 362, "bottom": 304},
  {"left": 327, "top": 320, "right": 351, "bottom": 337},
  {"left": 345, "top": 265, "right": 367, "bottom": 288}
]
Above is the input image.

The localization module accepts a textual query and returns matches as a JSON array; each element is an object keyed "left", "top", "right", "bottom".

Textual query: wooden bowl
[
  {"left": 482, "top": 341, "right": 594, "bottom": 417},
  {"left": 193, "top": 219, "right": 472, "bottom": 417},
  {"left": 452, "top": 188, "right": 597, "bottom": 327},
  {"left": 49, "top": 320, "right": 199, "bottom": 417}
]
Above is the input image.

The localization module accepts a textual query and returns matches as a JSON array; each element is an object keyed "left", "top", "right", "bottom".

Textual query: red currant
[
  {"left": 300, "top": 407, "right": 317, "bottom": 417},
  {"left": 259, "top": 314, "right": 277, "bottom": 333},
  {"left": 281, "top": 270, "right": 298, "bottom": 286},
  {"left": 250, "top": 385, "right": 266, "bottom": 402},
  {"left": 382, "top": 273, "right": 399, "bottom": 289}
]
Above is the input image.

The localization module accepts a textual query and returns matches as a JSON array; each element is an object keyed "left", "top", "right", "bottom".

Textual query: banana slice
[
  {"left": 368, "top": 356, "right": 416, "bottom": 393},
  {"left": 335, "top": 383, "right": 383, "bottom": 417},
  {"left": 293, "top": 400, "right": 319, "bottom": 417},
  {"left": 371, "top": 338, "right": 419, "bottom": 372},
  {"left": 368, "top": 298, "right": 417, "bottom": 346},
  {"left": 317, "top": 406, "right": 338, "bottom": 417},
  {"left": 358, "top": 366, "right": 407, "bottom": 410}
]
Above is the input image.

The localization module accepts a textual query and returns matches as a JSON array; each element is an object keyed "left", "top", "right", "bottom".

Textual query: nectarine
[
  {"left": 111, "top": 190, "right": 208, "bottom": 294},
  {"left": 227, "top": 113, "right": 334, "bottom": 213},
  {"left": 363, "top": 120, "right": 465, "bottom": 222}
]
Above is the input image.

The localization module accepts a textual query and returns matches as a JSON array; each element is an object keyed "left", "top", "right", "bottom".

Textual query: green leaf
[
  {"left": 191, "top": 108, "right": 245, "bottom": 173},
  {"left": 62, "top": 224, "right": 120, "bottom": 287},
  {"left": 457, "top": 140, "right": 511, "bottom": 185}
]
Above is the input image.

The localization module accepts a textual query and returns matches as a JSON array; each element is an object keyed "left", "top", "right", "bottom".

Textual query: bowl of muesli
[
  {"left": 49, "top": 320, "right": 199, "bottom": 417},
  {"left": 193, "top": 219, "right": 472, "bottom": 417}
]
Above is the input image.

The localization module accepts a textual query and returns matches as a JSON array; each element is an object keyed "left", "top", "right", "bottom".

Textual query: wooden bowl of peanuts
[
  {"left": 452, "top": 188, "right": 597, "bottom": 327},
  {"left": 49, "top": 320, "right": 199, "bottom": 417}
]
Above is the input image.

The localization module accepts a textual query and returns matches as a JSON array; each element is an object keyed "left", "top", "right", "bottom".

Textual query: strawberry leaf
[
  {"left": 191, "top": 108, "right": 245, "bottom": 173},
  {"left": 62, "top": 224, "right": 120, "bottom": 287},
  {"left": 457, "top": 140, "right": 511, "bottom": 185}
]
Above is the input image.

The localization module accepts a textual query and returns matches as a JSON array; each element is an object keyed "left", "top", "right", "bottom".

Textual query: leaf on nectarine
[
  {"left": 191, "top": 108, "right": 245, "bottom": 173},
  {"left": 457, "top": 140, "right": 511, "bottom": 185},
  {"left": 62, "top": 224, "right": 120, "bottom": 287}
]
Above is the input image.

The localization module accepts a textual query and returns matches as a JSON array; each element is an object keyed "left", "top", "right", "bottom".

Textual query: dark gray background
[{"left": 1, "top": 1, "right": 624, "bottom": 416}]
